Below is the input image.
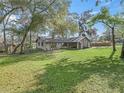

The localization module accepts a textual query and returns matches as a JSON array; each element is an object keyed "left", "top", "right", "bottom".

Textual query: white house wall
[
  {"left": 36, "top": 41, "right": 45, "bottom": 50},
  {"left": 79, "top": 38, "right": 91, "bottom": 48},
  {"left": 56, "top": 43, "right": 63, "bottom": 49},
  {"left": 37, "top": 40, "right": 63, "bottom": 50},
  {"left": 36, "top": 41, "right": 50, "bottom": 50}
]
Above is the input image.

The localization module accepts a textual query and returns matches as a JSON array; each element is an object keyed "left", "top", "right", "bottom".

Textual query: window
[
  {"left": 38, "top": 42, "right": 44, "bottom": 46},
  {"left": 82, "top": 34, "right": 86, "bottom": 37},
  {"left": 41, "top": 42, "right": 44, "bottom": 46},
  {"left": 38, "top": 42, "right": 40, "bottom": 46}
]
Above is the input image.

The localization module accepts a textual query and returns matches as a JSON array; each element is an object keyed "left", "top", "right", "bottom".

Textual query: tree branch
[
  {"left": 39, "top": 0, "right": 56, "bottom": 14},
  {"left": 97, "top": 20, "right": 113, "bottom": 29},
  {"left": 0, "top": 7, "right": 20, "bottom": 23}
]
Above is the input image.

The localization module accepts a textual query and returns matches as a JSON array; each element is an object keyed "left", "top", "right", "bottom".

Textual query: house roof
[
  {"left": 64, "top": 37, "right": 82, "bottom": 42},
  {"left": 36, "top": 37, "right": 63, "bottom": 43},
  {"left": 37, "top": 36, "right": 90, "bottom": 43}
]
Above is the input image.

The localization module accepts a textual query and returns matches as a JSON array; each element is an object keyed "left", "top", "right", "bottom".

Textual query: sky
[{"left": 69, "top": 0, "right": 122, "bottom": 35}]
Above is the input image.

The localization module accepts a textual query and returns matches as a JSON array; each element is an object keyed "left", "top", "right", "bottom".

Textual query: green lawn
[{"left": 0, "top": 47, "right": 124, "bottom": 93}]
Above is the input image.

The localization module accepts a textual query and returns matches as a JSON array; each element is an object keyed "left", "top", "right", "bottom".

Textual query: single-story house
[{"left": 36, "top": 32, "right": 91, "bottom": 50}]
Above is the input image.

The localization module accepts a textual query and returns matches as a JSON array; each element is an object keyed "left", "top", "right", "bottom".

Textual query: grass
[{"left": 0, "top": 47, "right": 124, "bottom": 93}]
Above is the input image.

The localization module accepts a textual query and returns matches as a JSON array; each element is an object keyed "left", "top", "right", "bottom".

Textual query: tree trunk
[
  {"left": 12, "top": 43, "right": 21, "bottom": 54},
  {"left": 12, "top": 18, "right": 33, "bottom": 54},
  {"left": 111, "top": 27, "right": 116, "bottom": 51},
  {"left": 10, "top": 34, "right": 14, "bottom": 53},
  {"left": 121, "top": 33, "right": 124, "bottom": 58},
  {"left": 20, "top": 43, "right": 24, "bottom": 54},
  {"left": 3, "top": 25, "right": 8, "bottom": 54},
  {"left": 29, "top": 30, "right": 32, "bottom": 48},
  {"left": 120, "top": 39, "right": 124, "bottom": 58},
  {"left": 20, "top": 31, "right": 29, "bottom": 54},
  {"left": 51, "top": 32, "right": 55, "bottom": 50},
  {"left": 12, "top": 31, "right": 28, "bottom": 54}
]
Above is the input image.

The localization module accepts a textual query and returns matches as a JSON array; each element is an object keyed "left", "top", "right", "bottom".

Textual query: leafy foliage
[
  {"left": 8, "top": 0, "right": 30, "bottom": 8},
  {"left": 90, "top": 7, "right": 124, "bottom": 27},
  {"left": 47, "top": 3, "right": 78, "bottom": 37},
  {"left": 0, "top": 2, "right": 4, "bottom": 9}
]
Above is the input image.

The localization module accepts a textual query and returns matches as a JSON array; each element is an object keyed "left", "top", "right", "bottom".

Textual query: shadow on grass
[
  {"left": 0, "top": 52, "right": 54, "bottom": 66},
  {"left": 22, "top": 56, "right": 124, "bottom": 93},
  {"left": 109, "top": 51, "right": 116, "bottom": 59}
]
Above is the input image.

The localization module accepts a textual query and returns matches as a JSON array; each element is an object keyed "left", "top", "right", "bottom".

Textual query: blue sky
[{"left": 69, "top": 0, "right": 122, "bottom": 35}]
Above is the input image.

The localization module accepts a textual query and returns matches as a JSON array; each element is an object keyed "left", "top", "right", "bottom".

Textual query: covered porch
[{"left": 63, "top": 42, "right": 81, "bottom": 49}]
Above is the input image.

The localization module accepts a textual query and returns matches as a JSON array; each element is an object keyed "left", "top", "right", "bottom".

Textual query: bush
[{"left": 91, "top": 41, "right": 112, "bottom": 47}]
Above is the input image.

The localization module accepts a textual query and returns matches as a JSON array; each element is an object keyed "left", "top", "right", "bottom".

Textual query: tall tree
[
  {"left": 10, "top": 0, "right": 71, "bottom": 54},
  {"left": 117, "top": 24, "right": 124, "bottom": 58},
  {"left": 0, "top": 0, "right": 30, "bottom": 53},
  {"left": 48, "top": 4, "right": 78, "bottom": 38},
  {"left": 90, "top": 7, "right": 124, "bottom": 52}
]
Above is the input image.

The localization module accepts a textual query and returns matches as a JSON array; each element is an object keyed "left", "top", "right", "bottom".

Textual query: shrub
[{"left": 91, "top": 41, "right": 112, "bottom": 47}]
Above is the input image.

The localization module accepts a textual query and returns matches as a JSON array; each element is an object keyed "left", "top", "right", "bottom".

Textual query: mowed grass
[{"left": 0, "top": 47, "right": 124, "bottom": 93}]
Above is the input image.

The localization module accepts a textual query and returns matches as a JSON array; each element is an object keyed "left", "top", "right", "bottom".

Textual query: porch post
[
  {"left": 77, "top": 42, "right": 79, "bottom": 49},
  {"left": 67, "top": 43, "right": 69, "bottom": 48}
]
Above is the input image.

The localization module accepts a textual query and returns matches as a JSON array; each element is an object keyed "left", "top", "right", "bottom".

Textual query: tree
[
  {"left": 116, "top": 13, "right": 124, "bottom": 59},
  {"left": 95, "top": 0, "right": 124, "bottom": 6},
  {"left": 90, "top": 7, "right": 124, "bottom": 52},
  {"left": 0, "top": 0, "right": 31, "bottom": 53},
  {"left": 2, "top": 16, "right": 10, "bottom": 53},
  {"left": 121, "top": 39, "right": 124, "bottom": 58},
  {"left": 48, "top": 5, "right": 79, "bottom": 38},
  {"left": 0, "top": 0, "right": 72, "bottom": 54},
  {"left": 0, "top": 0, "right": 29, "bottom": 23},
  {"left": 10, "top": 0, "right": 72, "bottom": 54},
  {"left": 102, "top": 29, "right": 111, "bottom": 41},
  {"left": 12, "top": 13, "right": 47, "bottom": 54},
  {"left": 116, "top": 24, "right": 124, "bottom": 58}
]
